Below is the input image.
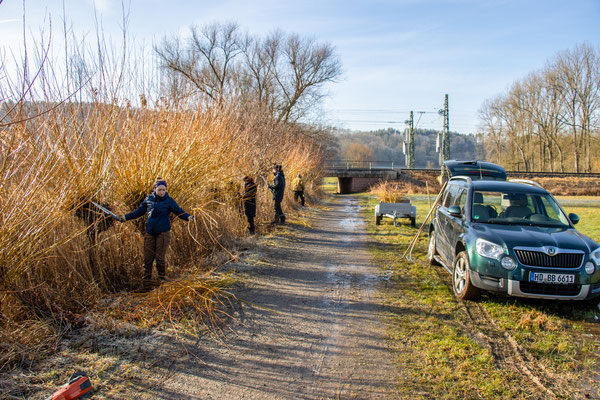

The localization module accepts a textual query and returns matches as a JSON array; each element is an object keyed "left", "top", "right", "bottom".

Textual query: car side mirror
[
  {"left": 448, "top": 205, "right": 462, "bottom": 217},
  {"left": 568, "top": 213, "right": 580, "bottom": 225}
]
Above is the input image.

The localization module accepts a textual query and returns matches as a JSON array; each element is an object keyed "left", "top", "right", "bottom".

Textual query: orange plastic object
[{"left": 50, "top": 376, "right": 92, "bottom": 400}]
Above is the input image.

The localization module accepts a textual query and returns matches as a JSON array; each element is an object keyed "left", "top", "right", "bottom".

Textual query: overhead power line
[{"left": 332, "top": 108, "right": 439, "bottom": 114}]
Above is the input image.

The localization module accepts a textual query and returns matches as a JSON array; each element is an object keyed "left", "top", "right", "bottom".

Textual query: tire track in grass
[{"left": 432, "top": 264, "right": 572, "bottom": 399}]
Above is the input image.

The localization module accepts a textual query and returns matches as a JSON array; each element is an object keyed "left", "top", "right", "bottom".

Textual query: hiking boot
[{"left": 137, "top": 279, "right": 154, "bottom": 292}]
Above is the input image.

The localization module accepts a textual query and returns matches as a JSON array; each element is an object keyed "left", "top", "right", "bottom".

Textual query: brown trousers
[{"left": 143, "top": 231, "right": 171, "bottom": 281}]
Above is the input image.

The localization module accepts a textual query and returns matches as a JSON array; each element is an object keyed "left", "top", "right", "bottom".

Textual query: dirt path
[{"left": 158, "top": 195, "right": 398, "bottom": 399}]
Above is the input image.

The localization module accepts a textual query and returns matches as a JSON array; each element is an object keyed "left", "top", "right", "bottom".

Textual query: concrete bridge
[{"left": 325, "top": 161, "right": 407, "bottom": 194}]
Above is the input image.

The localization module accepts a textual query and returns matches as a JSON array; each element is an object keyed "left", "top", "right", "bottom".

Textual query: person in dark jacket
[
  {"left": 117, "top": 178, "right": 192, "bottom": 287},
  {"left": 241, "top": 176, "right": 257, "bottom": 234},
  {"left": 267, "top": 165, "right": 285, "bottom": 224}
]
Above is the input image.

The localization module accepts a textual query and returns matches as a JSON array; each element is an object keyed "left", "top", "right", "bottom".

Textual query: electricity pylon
[
  {"left": 404, "top": 111, "right": 414, "bottom": 168},
  {"left": 437, "top": 94, "right": 450, "bottom": 172}
]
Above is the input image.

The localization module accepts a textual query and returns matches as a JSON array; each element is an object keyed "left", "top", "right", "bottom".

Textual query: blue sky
[{"left": 1, "top": 0, "right": 599, "bottom": 134}]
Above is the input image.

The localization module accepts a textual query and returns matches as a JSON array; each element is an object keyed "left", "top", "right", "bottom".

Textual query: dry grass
[
  {"left": 370, "top": 181, "right": 408, "bottom": 203},
  {"left": 516, "top": 177, "right": 600, "bottom": 196},
  {"left": 374, "top": 173, "right": 599, "bottom": 197},
  {"left": 370, "top": 172, "right": 444, "bottom": 200},
  {"left": 517, "top": 310, "right": 562, "bottom": 331},
  {"left": 100, "top": 273, "right": 236, "bottom": 332},
  {"left": 0, "top": 101, "right": 326, "bottom": 369}
]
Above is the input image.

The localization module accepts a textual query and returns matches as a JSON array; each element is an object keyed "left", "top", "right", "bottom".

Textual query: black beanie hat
[{"left": 154, "top": 178, "right": 167, "bottom": 189}]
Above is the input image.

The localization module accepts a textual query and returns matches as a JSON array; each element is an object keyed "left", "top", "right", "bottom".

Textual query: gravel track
[{"left": 159, "top": 195, "right": 398, "bottom": 399}]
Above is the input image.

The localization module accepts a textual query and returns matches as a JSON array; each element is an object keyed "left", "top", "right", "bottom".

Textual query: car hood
[{"left": 472, "top": 223, "right": 599, "bottom": 253}]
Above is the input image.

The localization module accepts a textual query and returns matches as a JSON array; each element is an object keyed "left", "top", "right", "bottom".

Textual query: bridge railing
[{"left": 325, "top": 160, "right": 398, "bottom": 170}]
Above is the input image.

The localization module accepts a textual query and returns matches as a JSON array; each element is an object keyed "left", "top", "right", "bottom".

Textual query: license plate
[{"left": 529, "top": 272, "right": 575, "bottom": 284}]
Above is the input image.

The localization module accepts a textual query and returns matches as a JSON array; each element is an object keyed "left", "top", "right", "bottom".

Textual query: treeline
[
  {"left": 479, "top": 43, "right": 600, "bottom": 173},
  {"left": 334, "top": 127, "right": 481, "bottom": 168}
]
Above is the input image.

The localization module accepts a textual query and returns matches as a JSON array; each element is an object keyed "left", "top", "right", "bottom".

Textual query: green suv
[{"left": 428, "top": 161, "right": 600, "bottom": 300}]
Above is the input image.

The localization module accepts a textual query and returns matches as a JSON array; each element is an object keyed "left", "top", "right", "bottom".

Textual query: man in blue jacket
[
  {"left": 268, "top": 165, "right": 286, "bottom": 224},
  {"left": 117, "top": 178, "right": 192, "bottom": 287}
]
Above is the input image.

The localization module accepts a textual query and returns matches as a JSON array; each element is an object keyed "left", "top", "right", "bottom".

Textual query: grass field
[
  {"left": 322, "top": 177, "right": 338, "bottom": 194},
  {"left": 357, "top": 192, "right": 600, "bottom": 399},
  {"left": 556, "top": 196, "right": 600, "bottom": 241}
]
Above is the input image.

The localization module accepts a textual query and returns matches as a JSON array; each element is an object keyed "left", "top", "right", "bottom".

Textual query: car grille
[
  {"left": 519, "top": 282, "right": 582, "bottom": 296},
  {"left": 514, "top": 250, "right": 583, "bottom": 269}
]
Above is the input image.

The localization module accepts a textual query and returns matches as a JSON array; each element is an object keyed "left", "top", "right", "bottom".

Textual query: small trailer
[{"left": 375, "top": 200, "right": 416, "bottom": 227}]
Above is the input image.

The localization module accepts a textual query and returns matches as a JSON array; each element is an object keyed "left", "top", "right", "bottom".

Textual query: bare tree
[
  {"left": 478, "top": 97, "right": 506, "bottom": 165},
  {"left": 273, "top": 33, "right": 342, "bottom": 122},
  {"left": 553, "top": 43, "right": 600, "bottom": 172},
  {"left": 478, "top": 43, "right": 600, "bottom": 173},
  {"left": 239, "top": 32, "right": 279, "bottom": 113},
  {"left": 157, "top": 24, "right": 342, "bottom": 123},
  {"left": 155, "top": 22, "right": 242, "bottom": 104},
  {"left": 522, "top": 71, "right": 566, "bottom": 172}
]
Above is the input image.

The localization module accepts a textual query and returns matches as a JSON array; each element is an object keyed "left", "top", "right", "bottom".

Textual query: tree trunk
[
  {"left": 547, "top": 142, "right": 554, "bottom": 172},
  {"left": 571, "top": 123, "right": 580, "bottom": 173},
  {"left": 515, "top": 143, "right": 528, "bottom": 171}
]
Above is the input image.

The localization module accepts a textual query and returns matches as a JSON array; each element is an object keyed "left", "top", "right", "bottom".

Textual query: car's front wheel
[
  {"left": 452, "top": 251, "right": 481, "bottom": 300},
  {"left": 427, "top": 231, "right": 440, "bottom": 266}
]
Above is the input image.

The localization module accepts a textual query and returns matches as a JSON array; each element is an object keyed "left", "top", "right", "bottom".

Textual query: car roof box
[{"left": 443, "top": 160, "right": 507, "bottom": 181}]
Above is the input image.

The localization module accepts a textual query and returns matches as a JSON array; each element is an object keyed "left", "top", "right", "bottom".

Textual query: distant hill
[{"left": 333, "top": 127, "right": 484, "bottom": 168}]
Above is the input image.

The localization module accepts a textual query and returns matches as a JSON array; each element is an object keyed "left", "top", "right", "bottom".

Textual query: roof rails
[
  {"left": 508, "top": 179, "right": 544, "bottom": 189},
  {"left": 449, "top": 176, "right": 472, "bottom": 184}
]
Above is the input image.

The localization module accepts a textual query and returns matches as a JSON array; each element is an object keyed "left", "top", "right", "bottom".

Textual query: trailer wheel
[
  {"left": 375, "top": 215, "right": 382, "bottom": 225},
  {"left": 410, "top": 217, "right": 416, "bottom": 227}
]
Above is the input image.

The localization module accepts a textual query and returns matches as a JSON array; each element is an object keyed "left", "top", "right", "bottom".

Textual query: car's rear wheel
[
  {"left": 427, "top": 231, "right": 440, "bottom": 266},
  {"left": 452, "top": 251, "right": 481, "bottom": 300}
]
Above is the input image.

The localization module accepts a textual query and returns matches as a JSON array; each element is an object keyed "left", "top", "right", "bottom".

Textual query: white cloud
[
  {"left": 0, "top": 19, "right": 20, "bottom": 24},
  {"left": 89, "top": 0, "right": 111, "bottom": 14}
]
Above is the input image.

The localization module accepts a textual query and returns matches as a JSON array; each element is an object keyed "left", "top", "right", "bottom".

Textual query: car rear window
[{"left": 446, "top": 165, "right": 507, "bottom": 180}]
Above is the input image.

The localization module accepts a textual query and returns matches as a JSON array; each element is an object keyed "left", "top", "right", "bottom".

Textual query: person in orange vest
[{"left": 291, "top": 174, "right": 305, "bottom": 206}]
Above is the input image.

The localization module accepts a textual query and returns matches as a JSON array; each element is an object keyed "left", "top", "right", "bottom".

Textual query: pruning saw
[{"left": 91, "top": 201, "right": 119, "bottom": 219}]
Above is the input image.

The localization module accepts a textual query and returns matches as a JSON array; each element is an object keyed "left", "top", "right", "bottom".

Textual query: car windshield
[{"left": 471, "top": 190, "right": 570, "bottom": 227}]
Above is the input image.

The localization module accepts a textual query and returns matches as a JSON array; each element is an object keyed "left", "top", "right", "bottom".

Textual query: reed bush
[
  {"left": 370, "top": 181, "right": 409, "bottom": 203},
  {"left": 0, "top": 92, "right": 327, "bottom": 371}
]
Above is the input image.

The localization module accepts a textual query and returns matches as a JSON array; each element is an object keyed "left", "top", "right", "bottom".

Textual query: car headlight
[
  {"left": 501, "top": 256, "right": 517, "bottom": 270},
  {"left": 591, "top": 248, "right": 600, "bottom": 266},
  {"left": 476, "top": 238, "right": 505, "bottom": 260},
  {"left": 585, "top": 261, "right": 596, "bottom": 275}
]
